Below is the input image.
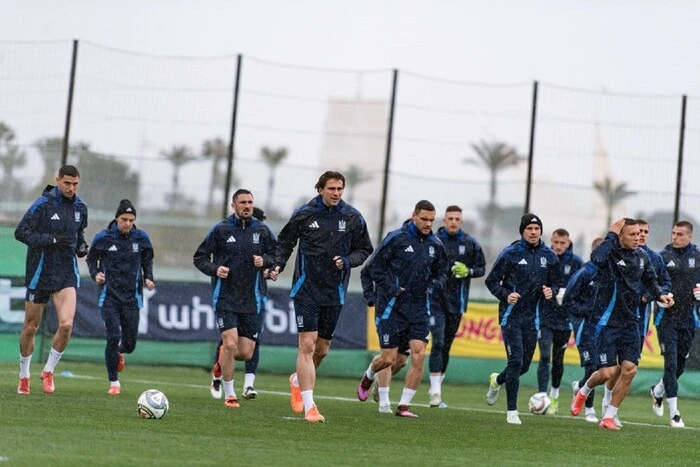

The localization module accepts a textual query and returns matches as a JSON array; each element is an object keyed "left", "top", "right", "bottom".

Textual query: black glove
[
  {"left": 76, "top": 241, "right": 89, "bottom": 258},
  {"left": 52, "top": 234, "right": 73, "bottom": 246}
]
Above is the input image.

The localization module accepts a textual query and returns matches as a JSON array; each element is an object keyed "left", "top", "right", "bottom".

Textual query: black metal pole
[
  {"left": 673, "top": 94, "right": 687, "bottom": 224},
  {"left": 222, "top": 54, "right": 242, "bottom": 220},
  {"left": 61, "top": 39, "right": 79, "bottom": 166},
  {"left": 377, "top": 69, "right": 399, "bottom": 245},
  {"left": 524, "top": 80, "right": 538, "bottom": 214}
]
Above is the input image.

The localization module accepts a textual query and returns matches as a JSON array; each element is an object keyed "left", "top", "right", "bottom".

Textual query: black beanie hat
[
  {"left": 252, "top": 207, "right": 266, "bottom": 221},
  {"left": 519, "top": 213, "right": 542, "bottom": 235},
  {"left": 115, "top": 199, "right": 136, "bottom": 218}
]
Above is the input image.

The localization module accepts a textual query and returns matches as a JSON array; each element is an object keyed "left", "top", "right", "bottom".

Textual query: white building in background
[{"left": 319, "top": 97, "right": 388, "bottom": 230}]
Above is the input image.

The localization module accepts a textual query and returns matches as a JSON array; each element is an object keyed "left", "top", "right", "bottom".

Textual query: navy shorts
[
  {"left": 293, "top": 298, "right": 342, "bottom": 340},
  {"left": 376, "top": 311, "right": 430, "bottom": 350},
  {"left": 25, "top": 286, "right": 75, "bottom": 304},
  {"left": 595, "top": 326, "right": 640, "bottom": 367},
  {"left": 216, "top": 309, "right": 261, "bottom": 341},
  {"left": 572, "top": 318, "right": 598, "bottom": 367},
  {"left": 375, "top": 312, "right": 410, "bottom": 355}
]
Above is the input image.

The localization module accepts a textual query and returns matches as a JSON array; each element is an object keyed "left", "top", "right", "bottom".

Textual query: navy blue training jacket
[
  {"left": 193, "top": 215, "right": 276, "bottom": 314},
  {"left": 15, "top": 185, "right": 88, "bottom": 290},
  {"left": 485, "top": 238, "right": 560, "bottom": 327},
  {"left": 540, "top": 242, "right": 584, "bottom": 331},
  {"left": 86, "top": 220, "right": 154, "bottom": 307},
  {"left": 657, "top": 242, "right": 700, "bottom": 329},
  {"left": 371, "top": 221, "right": 448, "bottom": 319},
  {"left": 274, "top": 196, "right": 373, "bottom": 306},
  {"left": 431, "top": 227, "right": 486, "bottom": 315}
]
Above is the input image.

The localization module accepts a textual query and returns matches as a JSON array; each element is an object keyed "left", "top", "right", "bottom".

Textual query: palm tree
[
  {"left": 161, "top": 145, "right": 196, "bottom": 210},
  {"left": 0, "top": 122, "right": 27, "bottom": 198},
  {"left": 344, "top": 164, "right": 373, "bottom": 205},
  {"left": 201, "top": 138, "right": 228, "bottom": 214},
  {"left": 464, "top": 140, "right": 524, "bottom": 247},
  {"left": 594, "top": 177, "right": 636, "bottom": 227},
  {"left": 260, "top": 146, "right": 288, "bottom": 214}
]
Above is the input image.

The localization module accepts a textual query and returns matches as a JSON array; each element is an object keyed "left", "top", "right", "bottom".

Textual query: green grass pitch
[{"left": 1, "top": 361, "right": 698, "bottom": 466}]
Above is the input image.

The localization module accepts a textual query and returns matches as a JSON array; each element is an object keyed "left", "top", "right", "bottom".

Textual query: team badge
[
  {"left": 253, "top": 233, "right": 260, "bottom": 244},
  {"left": 338, "top": 220, "right": 346, "bottom": 232},
  {"left": 540, "top": 257, "right": 547, "bottom": 268},
  {"left": 74, "top": 212, "right": 81, "bottom": 222},
  {"left": 690, "top": 258, "right": 696, "bottom": 268},
  {"left": 459, "top": 245, "right": 466, "bottom": 255},
  {"left": 564, "top": 265, "right": 571, "bottom": 275},
  {"left": 429, "top": 246, "right": 435, "bottom": 257},
  {"left": 382, "top": 334, "right": 390, "bottom": 345},
  {"left": 132, "top": 243, "right": 138, "bottom": 252}
]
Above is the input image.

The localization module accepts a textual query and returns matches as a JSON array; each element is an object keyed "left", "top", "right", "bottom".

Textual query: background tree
[
  {"left": 161, "top": 145, "right": 196, "bottom": 211},
  {"left": 344, "top": 164, "right": 373, "bottom": 205},
  {"left": 201, "top": 137, "right": 227, "bottom": 215},
  {"left": 464, "top": 140, "right": 524, "bottom": 254},
  {"left": 260, "top": 146, "right": 288, "bottom": 215},
  {"left": 594, "top": 177, "right": 636, "bottom": 228},
  {"left": 34, "top": 137, "right": 64, "bottom": 192},
  {"left": 0, "top": 122, "right": 27, "bottom": 200}
]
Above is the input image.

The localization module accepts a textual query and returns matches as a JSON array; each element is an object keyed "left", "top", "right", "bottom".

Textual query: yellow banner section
[{"left": 367, "top": 302, "right": 664, "bottom": 369}]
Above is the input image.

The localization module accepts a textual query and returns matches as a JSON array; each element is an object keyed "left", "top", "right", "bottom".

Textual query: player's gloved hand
[
  {"left": 657, "top": 292, "right": 673, "bottom": 308},
  {"left": 76, "top": 241, "right": 89, "bottom": 258},
  {"left": 451, "top": 261, "right": 469, "bottom": 278},
  {"left": 693, "top": 284, "right": 700, "bottom": 301},
  {"left": 52, "top": 234, "right": 73, "bottom": 246},
  {"left": 556, "top": 288, "right": 566, "bottom": 306}
]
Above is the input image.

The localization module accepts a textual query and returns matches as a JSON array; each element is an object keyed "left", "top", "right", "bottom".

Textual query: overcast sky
[{"left": 4, "top": 0, "right": 700, "bottom": 96}]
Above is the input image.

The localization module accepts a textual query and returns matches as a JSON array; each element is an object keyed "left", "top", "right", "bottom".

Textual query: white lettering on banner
[
  {"left": 0, "top": 278, "right": 27, "bottom": 324},
  {"left": 158, "top": 304, "right": 191, "bottom": 330},
  {"left": 141, "top": 289, "right": 216, "bottom": 333},
  {"left": 264, "top": 299, "right": 297, "bottom": 334}
]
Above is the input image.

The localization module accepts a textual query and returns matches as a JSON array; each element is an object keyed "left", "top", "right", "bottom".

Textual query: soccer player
[
  {"left": 209, "top": 207, "right": 270, "bottom": 400},
  {"left": 194, "top": 190, "right": 276, "bottom": 408},
  {"left": 269, "top": 171, "right": 373, "bottom": 423},
  {"left": 360, "top": 234, "right": 409, "bottom": 414},
  {"left": 14, "top": 165, "right": 88, "bottom": 395},
  {"left": 428, "top": 205, "right": 485, "bottom": 407},
  {"left": 536, "top": 228, "right": 583, "bottom": 414},
  {"left": 357, "top": 201, "right": 448, "bottom": 418},
  {"left": 86, "top": 199, "right": 155, "bottom": 395},
  {"left": 484, "top": 213, "right": 559, "bottom": 425},
  {"left": 564, "top": 237, "right": 604, "bottom": 423},
  {"left": 652, "top": 220, "right": 700, "bottom": 428},
  {"left": 571, "top": 218, "right": 674, "bottom": 430}
]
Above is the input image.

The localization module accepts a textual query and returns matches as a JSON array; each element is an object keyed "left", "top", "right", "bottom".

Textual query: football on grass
[
  {"left": 137, "top": 389, "right": 169, "bottom": 419},
  {"left": 528, "top": 392, "right": 551, "bottom": 415}
]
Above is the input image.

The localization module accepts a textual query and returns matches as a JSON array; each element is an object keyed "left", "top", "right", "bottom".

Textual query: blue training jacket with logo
[
  {"left": 485, "top": 238, "right": 560, "bottom": 327},
  {"left": 15, "top": 185, "right": 88, "bottom": 290},
  {"left": 86, "top": 220, "right": 154, "bottom": 307},
  {"left": 657, "top": 242, "right": 700, "bottom": 329},
  {"left": 540, "top": 241, "right": 584, "bottom": 331},
  {"left": 193, "top": 215, "right": 276, "bottom": 314},
  {"left": 371, "top": 221, "right": 448, "bottom": 319},
  {"left": 273, "top": 195, "right": 373, "bottom": 307}
]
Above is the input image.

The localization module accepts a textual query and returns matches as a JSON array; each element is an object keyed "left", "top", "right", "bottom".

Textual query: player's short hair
[
  {"left": 315, "top": 171, "right": 345, "bottom": 191},
  {"left": 413, "top": 200, "right": 435, "bottom": 214},
  {"left": 635, "top": 218, "right": 649, "bottom": 226},
  {"left": 445, "top": 205, "right": 462, "bottom": 214},
  {"left": 552, "top": 228, "right": 570, "bottom": 237},
  {"left": 58, "top": 165, "right": 80, "bottom": 178},
  {"left": 232, "top": 189, "right": 253, "bottom": 202},
  {"left": 591, "top": 237, "right": 604, "bottom": 249},
  {"left": 675, "top": 220, "right": 693, "bottom": 232}
]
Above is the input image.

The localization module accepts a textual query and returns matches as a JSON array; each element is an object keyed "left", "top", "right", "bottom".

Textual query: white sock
[
  {"left": 580, "top": 383, "right": 592, "bottom": 397},
  {"left": 244, "top": 373, "right": 255, "bottom": 389},
  {"left": 667, "top": 397, "right": 678, "bottom": 417},
  {"left": 653, "top": 379, "right": 665, "bottom": 398},
  {"left": 550, "top": 387, "right": 559, "bottom": 399},
  {"left": 301, "top": 390, "right": 315, "bottom": 412},
  {"left": 292, "top": 373, "right": 299, "bottom": 387},
  {"left": 378, "top": 387, "right": 390, "bottom": 405},
  {"left": 110, "top": 380, "right": 120, "bottom": 387},
  {"left": 398, "top": 387, "right": 416, "bottom": 406},
  {"left": 19, "top": 354, "right": 32, "bottom": 378},
  {"left": 43, "top": 347, "right": 63, "bottom": 373},
  {"left": 223, "top": 380, "right": 235, "bottom": 398},
  {"left": 440, "top": 374, "right": 445, "bottom": 383},
  {"left": 365, "top": 363, "right": 376, "bottom": 380},
  {"left": 585, "top": 407, "right": 596, "bottom": 417},
  {"left": 603, "top": 386, "right": 613, "bottom": 405},
  {"left": 429, "top": 375, "right": 441, "bottom": 395},
  {"left": 604, "top": 404, "right": 618, "bottom": 419},
  {"left": 507, "top": 409, "right": 519, "bottom": 417}
]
